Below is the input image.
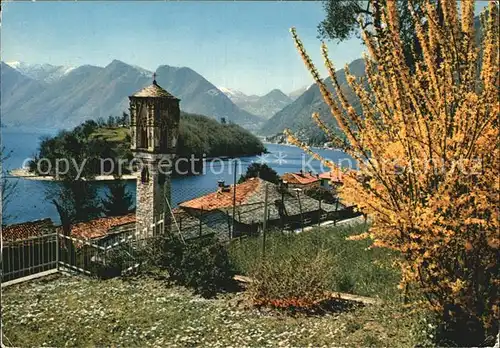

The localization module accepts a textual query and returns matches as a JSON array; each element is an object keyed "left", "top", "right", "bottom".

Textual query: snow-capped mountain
[
  {"left": 132, "top": 65, "right": 154, "bottom": 78},
  {"left": 217, "top": 87, "right": 252, "bottom": 103},
  {"left": 1, "top": 60, "right": 262, "bottom": 130},
  {"left": 288, "top": 85, "right": 311, "bottom": 101},
  {"left": 5, "top": 61, "right": 75, "bottom": 83},
  {"left": 218, "top": 86, "right": 292, "bottom": 120}
]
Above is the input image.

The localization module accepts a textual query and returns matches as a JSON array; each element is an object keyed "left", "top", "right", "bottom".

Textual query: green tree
[
  {"left": 101, "top": 182, "right": 134, "bottom": 217},
  {"left": 97, "top": 117, "right": 106, "bottom": 127},
  {"left": 238, "top": 163, "right": 280, "bottom": 184},
  {"left": 46, "top": 163, "right": 103, "bottom": 234},
  {"left": 303, "top": 185, "right": 338, "bottom": 204},
  {"left": 107, "top": 115, "right": 116, "bottom": 127},
  {"left": 318, "top": 0, "right": 426, "bottom": 67},
  {"left": 78, "top": 120, "right": 99, "bottom": 138},
  {"left": 121, "top": 112, "right": 130, "bottom": 126}
]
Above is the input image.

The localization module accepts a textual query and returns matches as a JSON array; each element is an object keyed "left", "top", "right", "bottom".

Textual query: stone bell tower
[{"left": 129, "top": 74, "right": 180, "bottom": 235}]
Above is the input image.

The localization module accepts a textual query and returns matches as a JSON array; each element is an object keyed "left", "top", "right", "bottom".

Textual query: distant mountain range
[
  {"left": 288, "top": 85, "right": 310, "bottom": 101},
  {"left": 5, "top": 61, "right": 76, "bottom": 83},
  {"left": 1, "top": 58, "right": 366, "bottom": 138},
  {"left": 260, "top": 58, "right": 366, "bottom": 143},
  {"left": 1, "top": 60, "right": 264, "bottom": 130},
  {"left": 260, "top": 15, "right": 485, "bottom": 144},
  {"left": 1, "top": 58, "right": 365, "bottom": 138},
  {"left": 219, "top": 87, "right": 293, "bottom": 120},
  {"left": 3, "top": 13, "right": 483, "bottom": 137}
]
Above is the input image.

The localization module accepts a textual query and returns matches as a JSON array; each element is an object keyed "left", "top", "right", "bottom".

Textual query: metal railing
[
  {"left": 1, "top": 233, "right": 58, "bottom": 282},
  {"left": 1, "top": 189, "right": 361, "bottom": 285}
]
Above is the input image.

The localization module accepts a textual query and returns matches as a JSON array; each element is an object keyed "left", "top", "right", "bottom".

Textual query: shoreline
[
  {"left": 9, "top": 152, "right": 260, "bottom": 181},
  {"left": 10, "top": 168, "right": 137, "bottom": 182},
  {"left": 263, "top": 141, "right": 338, "bottom": 151}
]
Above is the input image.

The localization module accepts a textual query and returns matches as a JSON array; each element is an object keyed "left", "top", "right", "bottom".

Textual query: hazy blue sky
[
  {"left": 2, "top": 1, "right": 366, "bottom": 95},
  {"left": 2, "top": 1, "right": 490, "bottom": 95}
]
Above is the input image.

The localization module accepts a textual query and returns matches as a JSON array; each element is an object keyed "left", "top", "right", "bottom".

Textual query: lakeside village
[
  {"left": 2, "top": 1, "right": 498, "bottom": 345},
  {"left": 3, "top": 78, "right": 359, "bottom": 260}
]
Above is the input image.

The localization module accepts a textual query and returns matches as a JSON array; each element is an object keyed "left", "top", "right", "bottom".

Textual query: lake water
[{"left": 2, "top": 128, "right": 353, "bottom": 225}]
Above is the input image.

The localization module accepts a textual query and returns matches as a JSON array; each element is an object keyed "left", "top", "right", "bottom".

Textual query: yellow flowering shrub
[{"left": 287, "top": 0, "right": 498, "bottom": 342}]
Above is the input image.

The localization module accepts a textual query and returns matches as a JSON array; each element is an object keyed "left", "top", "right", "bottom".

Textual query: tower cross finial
[{"left": 153, "top": 72, "right": 157, "bottom": 84}]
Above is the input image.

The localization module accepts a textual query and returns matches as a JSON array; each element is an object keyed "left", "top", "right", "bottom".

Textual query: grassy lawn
[
  {"left": 228, "top": 222, "right": 401, "bottom": 301},
  {"left": 2, "top": 223, "right": 435, "bottom": 346},
  {"left": 90, "top": 127, "right": 129, "bottom": 143},
  {"left": 2, "top": 273, "right": 430, "bottom": 347}
]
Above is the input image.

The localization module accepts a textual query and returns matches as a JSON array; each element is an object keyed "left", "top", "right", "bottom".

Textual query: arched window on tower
[
  {"left": 141, "top": 167, "right": 150, "bottom": 183},
  {"left": 140, "top": 126, "right": 148, "bottom": 149},
  {"left": 138, "top": 104, "right": 149, "bottom": 149}
]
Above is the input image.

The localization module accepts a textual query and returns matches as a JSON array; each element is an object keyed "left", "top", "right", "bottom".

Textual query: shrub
[
  {"left": 248, "top": 248, "right": 335, "bottom": 311},
  {"left": 89, "top": 260, "right": 122, "bottom": 280},
  {"left": 336, "top": 273, "right": 356, "bottom": 293},
  {"left": 88, "top": 248, "right": 129, "bottom": 280},
  {"left": 303, "top": 185, "right": 338, "bottom": 204},
  {"left": 238, "top": 163, "right": 280, "bottom": 184},
  {"left": 229, "top": 225, "right": 400, "bottom": 301},
  {"left": 152, "top": 235, "right": 236, "bottom": 297},
  {"left": 286, "top": 0, "right": 499, "bottom": 343}
]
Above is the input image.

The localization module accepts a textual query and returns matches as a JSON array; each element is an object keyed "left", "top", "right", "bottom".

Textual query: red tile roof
[
  {"left": 281, "top": 172, "right": 319, "bottom": 185},
  {"left": 69, "top": 213, "right": 136, "bottom": 240},
  {"left": 179, "top": 177, "right": 263, "bottom": 211},
  {"left": 319, "top": 170, "right": 344, "bottom": 184},
  {"left": 2, "top": 219, "right": 54, "bottom": 241}
]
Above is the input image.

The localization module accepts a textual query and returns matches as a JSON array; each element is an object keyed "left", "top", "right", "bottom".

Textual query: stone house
[
  {"left": 281, "top": 170, "right": 320, "bottom": 189},
  {"left": 178, "top": 177, "right": 346, "bottom": 237},
  {"left": 318, "top": 169, "right": 344, "bottom": 189}
]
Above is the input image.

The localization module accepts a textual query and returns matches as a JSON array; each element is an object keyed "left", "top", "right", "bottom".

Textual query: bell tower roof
[{"left": 131, "top": 79, "right": 179, "bottom": 99}]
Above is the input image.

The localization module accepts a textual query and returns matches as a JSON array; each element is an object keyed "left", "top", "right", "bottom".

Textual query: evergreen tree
[
  {"left": 96, "top": 117, "right": 106, "bottom": 127},
  {"left": 107, "top": 115, "right": 116, "bottom": 127},
  {"left": 121, "top": 112, "right": 130, "bottom": 126},
  {"left": 101, "top": 182, "right": 133, "bottom": 217}
]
